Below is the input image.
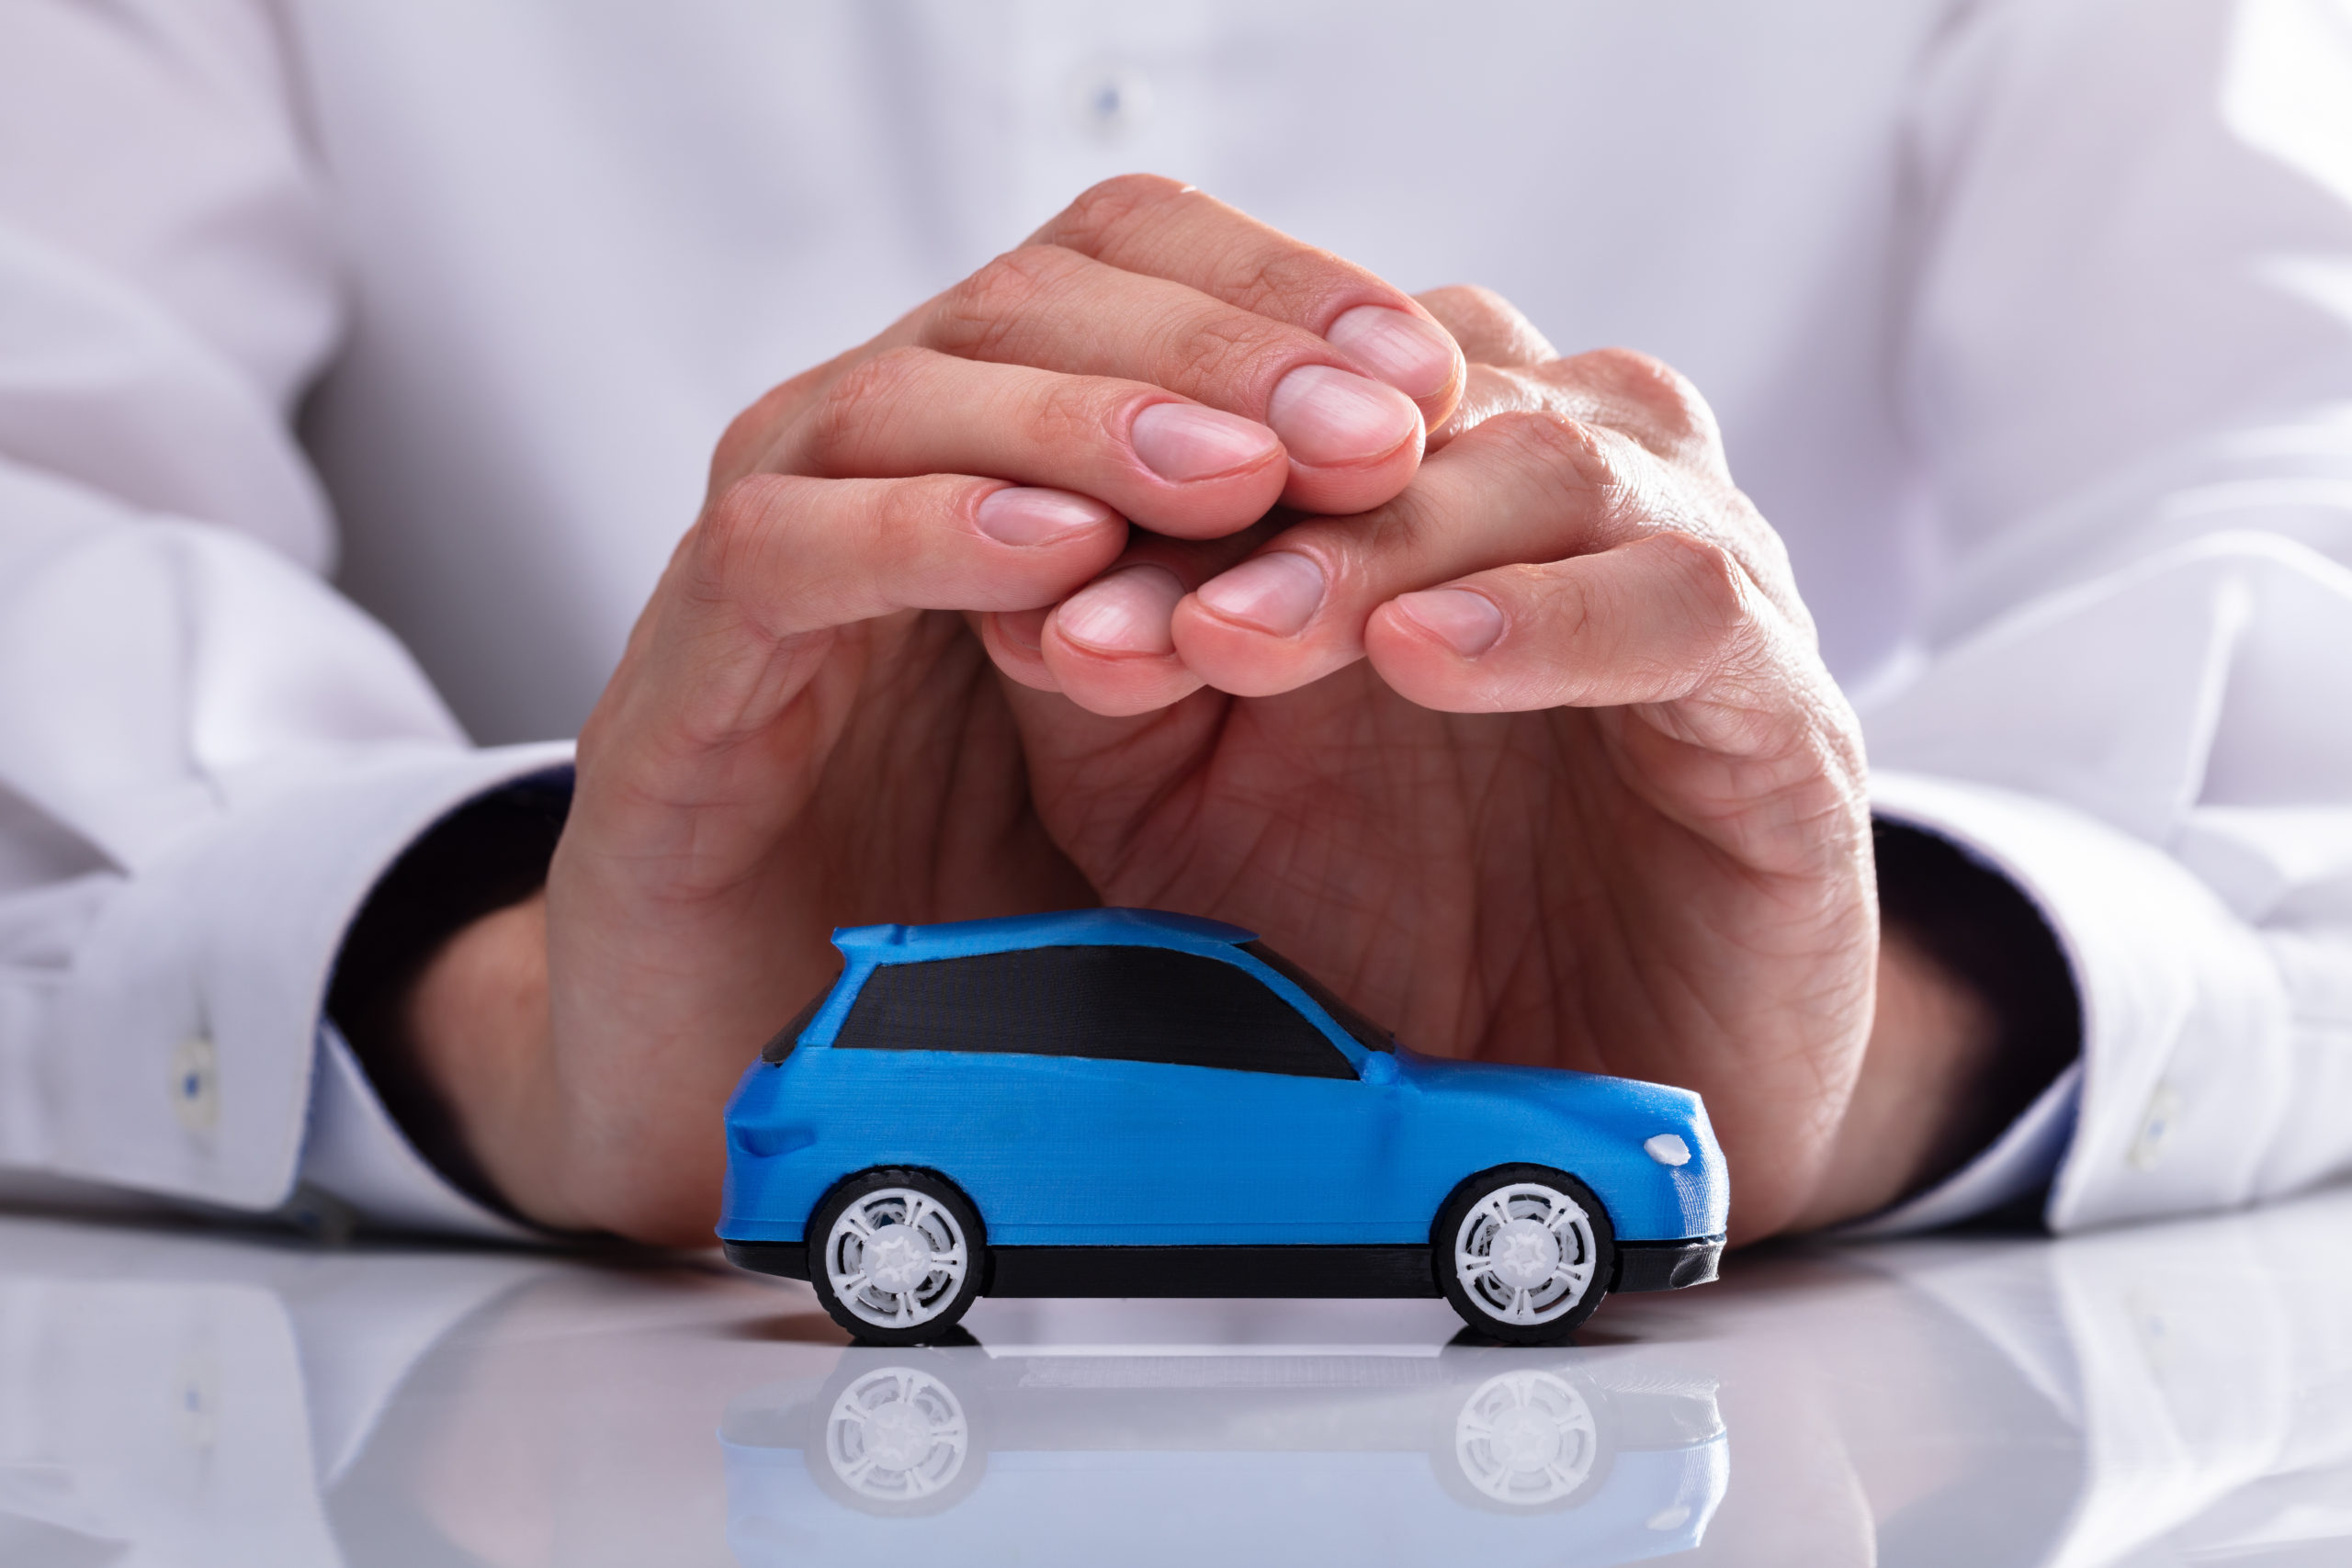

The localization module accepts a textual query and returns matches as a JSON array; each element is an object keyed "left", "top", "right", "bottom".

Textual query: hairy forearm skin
[{"left": 406, "top": 895, "right": 2003, "bottom": 1242}]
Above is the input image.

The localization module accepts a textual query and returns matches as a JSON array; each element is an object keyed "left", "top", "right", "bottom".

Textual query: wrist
[
  {"left": 1791, "top": 926, "right": 2001, "bottom": 1230},
  {"left": 1790, "top": 822, "right": 2081, "bottom": 1232},
  {"left": 325, "top": 774, "right": 576, "bottom": 1223},
  {"left": 403, "top": 893, "right": 593, "bottom": 1231}
]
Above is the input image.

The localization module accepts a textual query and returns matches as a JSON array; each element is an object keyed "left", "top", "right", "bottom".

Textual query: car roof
[{"left": 831, "top": 907, "right": 1256, "bottom": 963}]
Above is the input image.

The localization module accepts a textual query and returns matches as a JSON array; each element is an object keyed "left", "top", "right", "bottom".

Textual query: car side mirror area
[{"left": 1357, "top": 1052, "right": 1399, "bottom": 1086}]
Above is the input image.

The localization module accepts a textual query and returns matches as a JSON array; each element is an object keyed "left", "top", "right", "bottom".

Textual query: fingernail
[
  {"left": 1326, "top": 306, "right": 1459, "bottom": 400},
  {"left": 976, "top": 486, "right": 1119, "bottom": 546},
  {"left": 1056, "top": 565, "right": 1186, "bottom": 655},
  {"left": 1196, "top": 552, "right": 1326, "bottom": 637},
  {"left": 1131, "top": 402, "right": 1283, "bottom": 483},
  {"left": 1395, "top": 589, "right": 1504, "bottom": 656},
  {"left": 1267, "top": 365, "right": 1421, "bottom": 468}
]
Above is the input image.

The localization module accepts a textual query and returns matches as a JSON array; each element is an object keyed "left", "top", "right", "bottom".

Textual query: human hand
[
  {"left": 408, "top": 199, "right": 1969, "bottom": 1244},
  {"left": 404, "top": 178, "right": 1465, "bottom": 1241},
  {"left": 979, "top": 287, "right": 1883, "bottom": 1240}
]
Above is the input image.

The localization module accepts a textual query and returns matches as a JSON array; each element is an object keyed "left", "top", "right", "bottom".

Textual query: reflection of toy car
[
  {"left": 721, "top": 909, "right": 1727, "bottom": 1344},
  {"left": 720, "top": 1343, "right": 1728, "bottom": 1564}
]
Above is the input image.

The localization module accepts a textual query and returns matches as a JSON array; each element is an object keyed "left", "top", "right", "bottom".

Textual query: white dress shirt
[{"left": 0, "top": 0, "right": 2346, "bottom": 1237}]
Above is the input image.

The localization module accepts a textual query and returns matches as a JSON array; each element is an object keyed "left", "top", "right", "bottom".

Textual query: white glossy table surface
[{"left": 4, "top": 1184, "right": 2349, "bottom": 1567}]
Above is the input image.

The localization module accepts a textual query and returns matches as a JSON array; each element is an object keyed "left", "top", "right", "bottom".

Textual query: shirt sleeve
[
  {"left": 0, "top": 0, "right": 553, "bottom": 1231},
  {"left": 1853, "top": 0, "right": 2352, "bottom": 1233}
]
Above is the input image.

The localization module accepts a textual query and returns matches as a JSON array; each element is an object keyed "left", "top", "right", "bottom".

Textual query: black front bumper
[
  {"left": 725, "top": 1240, "right": 810, "bottom": 1280},
  {"left": 1611, "top": 1234, "right": 1724, "bottom": 1293}
]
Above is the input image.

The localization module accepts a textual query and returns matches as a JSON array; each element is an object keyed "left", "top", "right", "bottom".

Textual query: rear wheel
[
  {"left": 807, "top": 1168, "right": 986, "bottom": 1345},
  {"left": 1435, "top": 1165, "right": 1615, "bottom": 1344}
]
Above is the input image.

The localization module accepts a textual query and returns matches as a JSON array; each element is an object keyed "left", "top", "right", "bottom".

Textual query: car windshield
[{"left": 1238, "top": 941, "right": 1395, "bottom": 1054}]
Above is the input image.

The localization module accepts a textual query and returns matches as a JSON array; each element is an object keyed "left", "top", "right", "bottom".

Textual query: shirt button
[
  {"left": 176, "top": 1349, "right": 220, "bottom": 1450},
  {"left": 2128, "top": 1083, "right": 2179, "bottom": 1169},
  {"left": 1068, "top": 62, "right": 1154, "bottom": 141},
  {"left": 172, "top": 1034, "right": 219, "bottom": 1134}
]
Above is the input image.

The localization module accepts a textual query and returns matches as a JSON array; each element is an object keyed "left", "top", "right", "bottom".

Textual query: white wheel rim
[
  {"left": 824, "top": 1367, "right": 970, "bottom": 1502},
  {"left": 824, "top": 1188, "right": 970, "bottom": 1330},
  {"left": 1453, "top": 1181, "right": 1599, "bottom": 1326},
  {"left": 1455, "top": 1370, "right": 1601, "bottom": 1505}
]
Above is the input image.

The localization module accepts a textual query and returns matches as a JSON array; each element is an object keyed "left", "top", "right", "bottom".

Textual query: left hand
[{"left": 981, "top": 287, "right": 1881, "bottom": 1240}]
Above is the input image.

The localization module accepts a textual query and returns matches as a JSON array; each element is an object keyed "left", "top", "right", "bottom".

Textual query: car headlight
[{"left": 1642, "top": 1133, "right": 1692, "bottom": 1167}]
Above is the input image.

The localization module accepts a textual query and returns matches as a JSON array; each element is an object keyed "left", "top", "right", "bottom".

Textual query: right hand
[{"left": 416, "top": 176, "right": 1464, "bottom": 1241}]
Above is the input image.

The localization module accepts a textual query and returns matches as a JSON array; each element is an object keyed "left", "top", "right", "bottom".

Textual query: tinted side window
[
  {"left": 1238, "top": 940, "right": 1395, "bottom": 1053},
  {"left": 833, "top": 945, "right": 1353, "bottom": 1078}
]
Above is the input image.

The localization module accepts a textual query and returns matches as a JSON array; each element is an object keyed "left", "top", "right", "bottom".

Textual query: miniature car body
[{"left": 720, "top": 908, "right": 1727, "bottom": 1343}]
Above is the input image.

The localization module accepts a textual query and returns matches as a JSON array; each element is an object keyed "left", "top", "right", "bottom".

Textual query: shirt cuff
[
  {"left": 1860, "top": 771, "right": 2293, "bottom": 1235},
  {"left": 299, "top": 1021, "right": 537, "bottom": 1241},
  {"left": 42, "top": 740, "right": 573, "bottom": 1213}
]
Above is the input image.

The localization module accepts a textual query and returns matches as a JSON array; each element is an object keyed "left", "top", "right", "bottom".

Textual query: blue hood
[{"left": 1392, "top": 1048, "right": 1730, "bottom": 1241}]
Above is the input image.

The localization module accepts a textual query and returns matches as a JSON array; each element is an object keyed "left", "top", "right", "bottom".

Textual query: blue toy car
[{"left": 720, "top": 908, "right": 1727, "bottom": 1345}]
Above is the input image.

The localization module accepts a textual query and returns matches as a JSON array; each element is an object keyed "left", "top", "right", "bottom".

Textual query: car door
[{"left": 1029, "top": 944, "right": 1408, "bottom": 1246}]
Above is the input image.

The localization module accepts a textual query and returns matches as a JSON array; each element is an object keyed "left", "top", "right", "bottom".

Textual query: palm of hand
[{"left": 1016, "top": 668, "right": 1726, "bottom": 1074}]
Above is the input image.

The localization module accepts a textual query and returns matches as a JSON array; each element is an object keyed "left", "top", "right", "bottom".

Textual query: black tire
[
  {"left": 807, "top": 1168, "right": 988, "bottom": 1346},
  {"left": 807, "top": 1348, "right": 989, "bottom": 1516},
  {"left": 1433, "top": 1164, "right": 1616, "bottom": 1345}
]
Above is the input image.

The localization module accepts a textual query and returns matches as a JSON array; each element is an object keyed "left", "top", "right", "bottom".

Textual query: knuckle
[
  {"left": 1157, "top": 310, "right": 1279, "bottom": 392},
  {"left": 695, "top": 475, "right": 790, "bottom": 599},
  {"left": 711, "top": 399, "right": 781, "bottom": 487},
  {"left": 1417, "top": 284, "right": 1544, "bottom": 353},
  {"left": 1570, "top": 346, "right": 1719, "bottom": 454},
  {"left": 869, "top": 478, "right": 954, "bottom": 572},
  {"left": 710, "top": 400, "right": 775, "bottom": 479},
  {"left": 798, "top": 348, "right": 927, "bottom": 471},
  {"left": 929, "top": 245, "right": 1085, "bottom": 357},
  {"left": 1653, "top": 531, "right": 1755, "bottom": 652},
  {"left": 1069, "top": 172, "right": 1190, "bottom": 226},
  {"left": 1219, "top": 243, "right": 1343, "bottom": 319},
  {"left": 1422, "top": 282, "right": 1516, "bottom": 321},
  {"left": 1037, "top": 174, "right": 1193, "bottom": 254},
  {"left": 1481, "top": 409, "right": 1629, "bottom": 499},
  {"left": 709, "top": 367, "right": 829, "bottom": 490},
  {"left": 1031, "top": 377, "right": 1123, "bottom": 451}
]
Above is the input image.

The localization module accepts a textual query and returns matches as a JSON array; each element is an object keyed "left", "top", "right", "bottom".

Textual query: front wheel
[
  {"left": 809, "top": 1353, "right": 988, "bottom": 1514},
  {"left": 807, "top": 1168, "right": 987, "bottom": 1345},
  {"left": 1435, "top": 1166, "right": 1615, "bottom": 1344}
]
